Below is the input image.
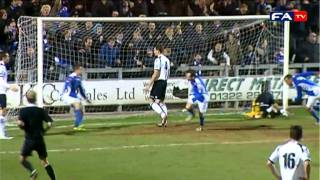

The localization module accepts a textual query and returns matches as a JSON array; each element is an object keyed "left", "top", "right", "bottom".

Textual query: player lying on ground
[
  {"left": 246, "top": 80, "right": 286, "bottom": 119},
  {"left": 145, "top": 45, "right": 170, "bottom": 127},
  {"left": 0, "top": 52, "right": 18, "bottom": 140},
  {"left": 284, "top": 71, "right": 320, "bottom": 124},
  {"left": 62, "top": 64, "right": 91, "bottom": 131},
  {"left": 267, "top": 125, "right": 311, "bottom": 180},
  {"left": 17, "top": 90, "right": 56, "bottom": 180},
  {"left": 184, "top": 70, "right": 209, "bottom": 131}
]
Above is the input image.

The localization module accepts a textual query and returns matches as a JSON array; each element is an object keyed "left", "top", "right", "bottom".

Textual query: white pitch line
[{"left": 0, "top": 139, "right": 290, "bottom": 155}]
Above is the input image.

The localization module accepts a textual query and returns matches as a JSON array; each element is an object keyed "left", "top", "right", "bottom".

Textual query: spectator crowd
[{"left": 0, "top": 0, "right": 319, "bottom": 77}]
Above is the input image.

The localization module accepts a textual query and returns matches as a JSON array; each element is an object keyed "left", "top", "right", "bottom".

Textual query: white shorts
[
  {"left": 62, "top": 94, "right": 81, "bottom": 105},
  {"left": 306, "top": 95, "right": 320, "bottom": 108},
  {"left": 188, "top": 94, "right": 209, "bottom": 113}
]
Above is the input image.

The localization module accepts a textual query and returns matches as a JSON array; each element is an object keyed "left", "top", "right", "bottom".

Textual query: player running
[
  {"left": 284, "top": 72, "right": 320, "bottom": 124},
  {"left": 267, "top": 125, "right": 311, "bottom": 180},
  {"left": 146, "top": 45, "right": 170, "bottom": 127},
  {"left": 184, "top": 70, "right": 209, "bottom": 131},
  {"left": 0, "top": 52, "right": 18, "bottom": 139},
  {"left": 62, "top": 64, "right": 90, "bottom": 131},
  {"left": 18, "top": 91, "right": 56, "bottom": 180}
]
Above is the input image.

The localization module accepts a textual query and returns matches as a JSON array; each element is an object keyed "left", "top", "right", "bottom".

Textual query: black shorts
[
  {"left": 0, "top": 94, "right": 7, "bottom": 109},
  {"left": 150, "top": 80, "right": 167, "bottom": 101},
  {"left": 21, "top": 138, "right": 48, "bottom": 159}
]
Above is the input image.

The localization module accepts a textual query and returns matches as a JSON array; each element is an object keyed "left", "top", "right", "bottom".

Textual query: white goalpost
[{"left": 7, "top": 15, "right": 290, "bottom": 119}]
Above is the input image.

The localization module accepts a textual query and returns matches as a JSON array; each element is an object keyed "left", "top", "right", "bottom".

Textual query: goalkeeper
[
  {"left": 62, "top": 65, "right": 90, "bottom": 131},
  {"left": 246, "top": 80, "right": 285, "bottom": 119},
  {"left": 184, "top": 70, "right": 209, "bottom": 131}
]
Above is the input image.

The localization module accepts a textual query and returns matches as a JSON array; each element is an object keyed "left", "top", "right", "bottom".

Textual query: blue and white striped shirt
[
  {"left": 293, "top": 72, "right": 320, "bottom": 101},
  {"left": 189, "top": 76, "right": 208, "bottom": 103}
]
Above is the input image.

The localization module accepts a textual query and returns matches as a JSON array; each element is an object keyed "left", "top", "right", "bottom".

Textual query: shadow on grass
[{"left": 45, "top": 123, "right": 150, "bottom": 136}]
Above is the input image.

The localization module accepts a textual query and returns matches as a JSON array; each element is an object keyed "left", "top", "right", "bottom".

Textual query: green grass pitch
[{"left": 0, "top": 108, "right": 319, "bottom": 180}]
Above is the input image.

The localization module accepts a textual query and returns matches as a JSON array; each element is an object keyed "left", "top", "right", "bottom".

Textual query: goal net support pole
[
  {"left": 36, "top": 18, "right": 44, "bottom": 107},
  {"left": 282, "top": 21, "right": 290, "bottom": 111}
]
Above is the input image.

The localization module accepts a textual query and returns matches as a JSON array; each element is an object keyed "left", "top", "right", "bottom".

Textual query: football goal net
[{"left": 7, "top": 16, "right": 290, "bottom": 120}]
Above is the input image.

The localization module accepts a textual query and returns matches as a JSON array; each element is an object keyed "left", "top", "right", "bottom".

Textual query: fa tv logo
[{"left": 270, "top": 11, "right": 308, "bottom": 22}]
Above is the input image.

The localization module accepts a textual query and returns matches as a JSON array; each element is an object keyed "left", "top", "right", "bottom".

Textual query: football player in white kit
[
  {"left": 184, "top": 70, "right": 209, "bottom": 131},
  {"left": 0, "top": 52, "right": 18, "bottom": 139},
  {"left": 267, "top": 125, "right": 311, "bottom": 180},
  {"left": 146, "top": 45, "right": 170, "bottom": 127}
]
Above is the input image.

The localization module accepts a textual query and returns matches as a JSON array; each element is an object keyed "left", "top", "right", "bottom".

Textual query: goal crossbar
[{"left": 33, "top": 15, "right": 270, "bottom": 22}]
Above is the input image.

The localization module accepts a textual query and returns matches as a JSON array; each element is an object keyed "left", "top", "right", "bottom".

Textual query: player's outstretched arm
[
  {"left": 266, "top": 160, "right": 281, "bottom": 180},
  {"left": 293, "top": 86, "right": 303, "bottom": 103}
]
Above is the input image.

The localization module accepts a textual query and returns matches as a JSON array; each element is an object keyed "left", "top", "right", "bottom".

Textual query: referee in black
[{"left": 17, "top": 90, "right": 56, "bottom": 180}]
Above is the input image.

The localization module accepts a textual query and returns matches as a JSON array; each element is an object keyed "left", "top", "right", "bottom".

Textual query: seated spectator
[
  {"left": 99, "top": 37, "right": 121, "bottom": 67},
  {"left": 39, "top": 0, "right": 62, "bottom": 17},
  {"left": 238, "top": 3, "right": 249, "bottom": 15},
  {"left": 169, "top": 0, "right": 188, "bottom": 16},
  {"left": 205, "top": 1, "right": 219, "bottom": 16},
  {"left": 62, "top": 29, "right": 75, "bottom": 48},
  {"left": 76, "top": 21, "right": 94, "bottom": 39},
  {"left": 225, "top": 33, "right": 242, "bottom": 65},
  {"left": 126, "top": 29, "right": 144, "bottom": 67},
  {"left": 274, "top": 47, "right": 284, "bottom": 64},
  {"left": 256, "top": 0, "right": 270, "bottom": 15},
  {"left": 241, "top": 45, "right": 257, "bottom": 66},
  {"left": 188, "top": 0, "right": 206, "bottom": 16},
  {"left": 71, "top": 2, "right": 86, "bottom": 17},
  {"left": 119, "top": 0, "right": 133, "bottom": 17},
  {"left": 40, "top": 4, "right": 51, "bottom": 17},
  {"left": 93, "top": 23, "right": 104, "bottom": 47},
  {"left": 256, "top": 39, "right": 269, "bottom": 64},
  {"left": 24, "top": 0, "right": 41, "bottom": 16},
  {"left": 142, "top": 47, "right": 154, "bottom": 68},
  {"left": 115, "top": 32, "right": 124, "bottom": 48},
  {"left": 144, "top": 22, "right": 161, "bottom": 47},
  {"left": 91, "top": 0, "right": 115, "bottom": 17},
  {"left": 132, "top": 0, "right": 148, "bottom": 16},
  {"left": 69, "top": 22, "right": 80, "bottom": 37},
  {"left": 162, "top": 26, "right": 175, "bottom": 50},
  {"left": 78, "top": 36, "right": 94, "bottom": 67},
  {"left": 216, "top": 0, "right": 239, "bottom": 15},
  {"left": 137, "top": 14, "right": 148, "bottom": 31},
  {"left": 193, "top": 23, "right": 207, "bottom": 54},
  {"left": 295, "top": 32, "right": 319, "bottom": 63},
  {"left": 174, "top": 24, "right": 187, "bottom": 65},
  {"left": 115, "top": 32, "right": 125, "bottom": 61},
  {"left": 4, "top": 19, "right": 18, "bottom": 55},
  {"left": 191, "top": 53, "right": 203, "bottom": 76},
  {"left": 0, "top": 9, "right": 8, "bottom": 50},
  {"left": 207, "top": 43, "right": 230, "bottom": 66},
  {"left": 112, "top": 10, "right": 119, "bottom": 17},
  {"left": 6, "top": 0, "right": 23, "bottom": 21}
]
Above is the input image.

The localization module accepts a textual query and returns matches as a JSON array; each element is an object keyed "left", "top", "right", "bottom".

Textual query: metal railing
[{"left": 82, "top": 63, "right": 319, "bottom": 80}]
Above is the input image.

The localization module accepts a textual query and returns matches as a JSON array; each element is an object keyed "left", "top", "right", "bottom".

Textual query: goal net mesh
[{"left": 7, "top": 16, "right": 284, "bottom": 120}]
